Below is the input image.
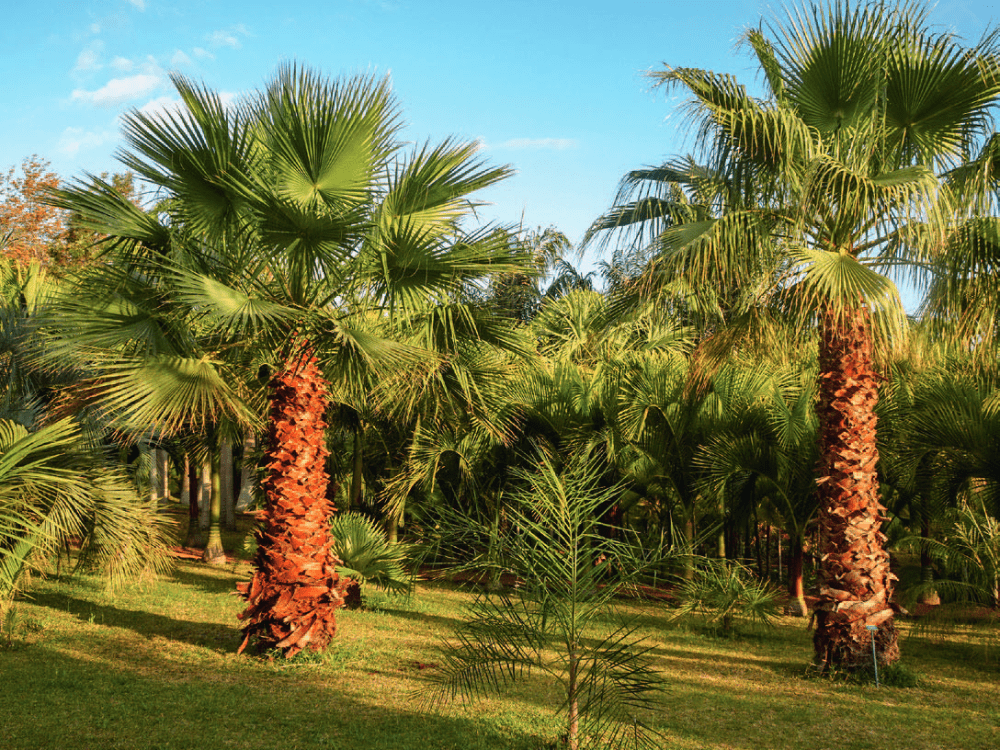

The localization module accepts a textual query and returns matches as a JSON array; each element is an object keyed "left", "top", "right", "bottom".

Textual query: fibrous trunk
[
  {"left": 813, "top": 307, "right": 899, "bottom": 670},
  {"left": 237, "top": 346, "right": 345, "bottom": 658},
  {"left": 786, "top": 535, "right": 807, "bottom": 617}
]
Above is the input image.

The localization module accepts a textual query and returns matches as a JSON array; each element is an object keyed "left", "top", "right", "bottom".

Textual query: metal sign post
[{"left": 866, "top": 624, "right": 880, "bottom": 687}]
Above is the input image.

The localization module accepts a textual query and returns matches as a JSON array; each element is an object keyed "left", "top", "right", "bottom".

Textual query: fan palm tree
[
  {"left": 591, "top": 0, "right": 1000, "bottom": 670},
  {"left": 49, "top": 66, "right": 524, "bottom": 657}
]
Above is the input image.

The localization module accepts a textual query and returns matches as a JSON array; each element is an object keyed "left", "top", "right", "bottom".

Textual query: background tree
[
  {"left": 0, "top": 157, "right": 65, "bottom": 267},
  {"left": 589, "top": 0, "right": 1000, "bottom": 671}
]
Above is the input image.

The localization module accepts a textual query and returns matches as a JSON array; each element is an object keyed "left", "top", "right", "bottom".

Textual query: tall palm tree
[
  {"left": 591, "top": 1, "right": 1000, "bottom": 669},
  {"left": 50, "top": 66, "right": 524, "bottom": 657}
]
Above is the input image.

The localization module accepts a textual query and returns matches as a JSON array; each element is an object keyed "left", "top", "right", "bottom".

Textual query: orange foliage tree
[
  {"left": 0, "top": 156, "right": 66, "bottom": 266},
  {"left": 1, "top": 156, "right": 138, "bottom": 271}
]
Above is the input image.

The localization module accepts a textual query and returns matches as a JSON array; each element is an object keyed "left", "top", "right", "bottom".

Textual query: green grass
[{"left": 2, "top": 554, "right": 1000, "bottom": 750}]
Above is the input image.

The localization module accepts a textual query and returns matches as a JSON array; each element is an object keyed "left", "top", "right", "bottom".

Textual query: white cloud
[
  {"left": 74, "top": 41, "right": 104, "bottom": 73},
  {"left": 111, "top": 56, "right": 134, "bottom": 72},
  {"left": 138, "top": 55, "right": 164, "bottom": 76},
  {"left": 135, "top": 95, "right": 184, "bottom": 121},
  {"left": 90, "top": 23, "right": 101, "bottom": 34},
  {"left": 171, "top": 50, "right": 192, "bottom": 67},
  {"left": 493, "top": 138, "right": 578, "bottom": 151},
  {"left": 72, "top": 74, "right": 162, "bottom": 106},
  {"left": 57, "top": 126, "right": 117, "bottom": 157},
  {"left": 192, "top": 47, "right": 214, "bottom": 60},
  {"left": 126, "top": 0, "right": 146, "bottom": 10},
  {"left": 208, "top": 24, "right": 250, "bottom": 49}
]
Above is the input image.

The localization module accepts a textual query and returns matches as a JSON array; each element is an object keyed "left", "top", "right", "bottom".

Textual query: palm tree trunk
[
  {"left": 349, "top": 426, "right": 364, "bottom": 512},
  {"left": 717, "top": 496, "right": 726, "bottom": 559},
  {"left": 567, "top": 645, "right": 580, "bottom": 750},
  {"left": 202, "top": 452, "right": 226, "bottom": 565},
  {"left": 198, "top": 458, "right": 211, "bottom": 533},
  {"left": 237, "top": 345, "right": 345, "bottom": 658},
  {"left": 220, "top": 440, "right": 236, "bottom": 531},
  {"left": 682, "top": 511, "right": 695, "bottom": 582},
  {"left": 184, "top": 456, "right": 202, "bottom": 548},
  {"left": 236, "top": 431, "right": 257, "bottom": 511},
  {"left": 787, "top": 532, "right": 807, "bottom": 617},
  {"left": 180, "top": 453, "right": 190, "bottom": 506},
  {"left": 917, "top": 501, "right": 941, "bottom": 606},
  {"left": 813, "top": 307, "right": 899, "bottom": 670}
]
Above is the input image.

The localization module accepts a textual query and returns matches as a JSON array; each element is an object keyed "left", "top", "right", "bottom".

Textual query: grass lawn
[{"left": 2, "top": 547, "right": 999, "bottom": 749}]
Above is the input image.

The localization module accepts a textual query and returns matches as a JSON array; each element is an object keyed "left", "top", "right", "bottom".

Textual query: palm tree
[
  {"left": 0, "top": 417, "right": 171, "bottom": 615},
  {"left": 696, "top": 365, "right": 821, "bottom": 616},
  {"left": 591, "top": 1, "right": 1000, "bottom": 669},
  {"left": 50, "top": 66, "right": 524, "bottom": 657}
]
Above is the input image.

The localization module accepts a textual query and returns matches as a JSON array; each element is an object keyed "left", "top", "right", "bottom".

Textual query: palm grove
[{"left": 3, "top": 0, "right": 1000, "bottom": 686}]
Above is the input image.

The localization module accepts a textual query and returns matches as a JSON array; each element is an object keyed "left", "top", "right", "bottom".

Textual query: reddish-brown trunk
[
  {"left": 236, "top": 345, "right": 346, "bottom": 658},
  {"left": 813, "top": 307, "right": 899, "bottom": 670},
  {"left": 787, "top": 535, "right": 807, "bottom": 617}
]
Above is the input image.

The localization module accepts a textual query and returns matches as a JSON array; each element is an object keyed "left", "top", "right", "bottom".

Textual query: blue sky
[{"left": 3, "top": 0, "right": 998, "bottom": 291}]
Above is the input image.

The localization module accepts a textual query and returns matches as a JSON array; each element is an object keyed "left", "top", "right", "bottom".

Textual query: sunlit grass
[{"left": 2, "top": 550, "right": 999, "bottom": 750}]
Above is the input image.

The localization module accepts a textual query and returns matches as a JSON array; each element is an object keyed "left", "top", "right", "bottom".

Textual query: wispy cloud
[
  {"left": 110, "top": 56, "right": 134, "bottom": 72},
  {"left": 171, "top": 50, "right": 192, "bottom": 67},
  {"left": 192, "top": 47, "right": 214, "bottom": 60},
  {"left": 125, "top": 0, "right": 146, "bottom": 10},
  {"left": 207, "top": 24, "right": 250, "bottom": 49},
  {"left": 135, "top": 90, "right": 238, "bottom": 122},
  {"left": 136, "top": 95, "right": 183, "bottom": 121},
  {"left": 57, "top": 126, "right": 117, "bottom": 157},
  {"left": 74, "top": 41, "right": 104, "bottom": 73},
  {"left": 72, "top": 74, "right": 162, "bottom": 106}
]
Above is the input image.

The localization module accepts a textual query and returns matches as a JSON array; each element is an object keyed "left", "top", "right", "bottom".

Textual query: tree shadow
[
  {"left": 1, "top": 647, "right": 547, "bottom": 750},
  {"left": 169, "top": 566, "right": 245, "bottom": 596},
  {"left": 359, "top": 605, "right": 466, "bottom": 631},
  {"left": 23, "top": 590, "right": 241, "bottom": 653}
]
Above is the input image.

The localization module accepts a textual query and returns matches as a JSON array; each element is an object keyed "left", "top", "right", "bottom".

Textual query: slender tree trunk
[
  {"left": 717, "top": 497, "right": 726, "bottom": 559},
  {"left": 348, "top": 426, "right": 364, "bottom": 512},
  {"left": 237, "top": 346, "right": 345, "bottom": 658},
  {"left": 236, "top": 432, "right": 257, "bottom": 511},
  {"left": 180, "top": 454, "right": 190, "bottom": 507},
  {"left": 184, "top": 457, "right": 202, "bottom": 548},
  {"left": 917, "top": 503, "right": 941, "bottom": 606},
  {"left": 787, "top": 533, "right": 807, "bottom": 617},
  {"left": 754, "top": 506, "right": 763, "bottom": 577},
  {"left": 386, "top": 496, "right": 403, "bottom": 545},
  {"left": 813, "top": 307, "right": 899, "bottom": 670},
  {"left": 220, "top": 440, "right": 236, "bottom": 531},
  {"left": 682, "top": 511, "right": 695, "bottom": 582},
  {"left": 158, "top": 448, "right": 170, "bottom": 501},
  {"left": 774, "top": 530, "right": 783, "bottom": 586},
  {"left": 198, "top": 459, "right": 211, "bottom": 533},
  {"left": 567, "top": 646, "right": 579, "bottom": 750},
  {"left": 202, "top": 453, "right": 226, "bottom": 565},
  {"left": 765, "top": 525, "right": 772, "bottom": 580}
]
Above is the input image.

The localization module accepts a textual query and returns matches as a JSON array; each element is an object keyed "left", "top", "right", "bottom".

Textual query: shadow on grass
[
  {"left": 23, "top": 590, "right": 241, "bottom": 654},
  {"left": 169, "top": 566, "right": 246, "bottom": 596},
  {"left": 0, "top": 646, "right": 546, "bottom": 750},
  {"left": 363, "top": 605, "right": 466, "bottom": 631}
]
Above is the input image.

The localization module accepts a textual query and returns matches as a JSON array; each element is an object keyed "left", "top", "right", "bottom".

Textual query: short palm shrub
[
  {"left": 0, "top": 418, "right": 171, "bottom": 622},
  {"left": 330, "top": 511, "right": 412, "bottom": 608},
  {"left": 670, "top": 558, "right": 781, "bottom": 635},
  {"left": 425, "top": 452, "right": 664, "bottom": 750},
  {"left": 902, "top": 499, "right": 1000, "bottom": 611}
]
